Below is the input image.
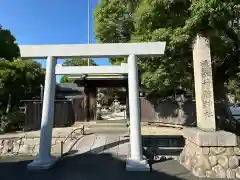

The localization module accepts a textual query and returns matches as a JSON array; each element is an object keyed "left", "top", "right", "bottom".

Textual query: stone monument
[
  {"left": 179, "top": 35, "right": 240, "bottom": 178},
  {"left": 96, "top": 93, "right": 104, "bottom": 120},
  {"left": 111, "top": 96, "right": 121, "bottom": 113},
  {"left": 175, "top": 90, "right": 187, "bottom": 122},
  {"left": 193, "top": 35, "right": 216, "bottom": 131}
]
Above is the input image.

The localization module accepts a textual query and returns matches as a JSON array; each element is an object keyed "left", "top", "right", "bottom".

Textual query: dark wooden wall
[
  {"left": 23, "top": 100, "right": 81, "bottom": 131},
  {"left": 23, "top": 97, "right": 197, "bottom": 131}
]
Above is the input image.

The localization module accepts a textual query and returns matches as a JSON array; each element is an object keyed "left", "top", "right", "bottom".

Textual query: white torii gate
[{"left": 19, "top": 42, "right": 166, "bottom": 171}]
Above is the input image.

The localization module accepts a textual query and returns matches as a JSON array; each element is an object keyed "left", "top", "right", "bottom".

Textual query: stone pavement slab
[
  {"left": 90, "top": 134, "right": 107, "bottom": 154},
  {"left": 74, "top": 134, "right": 96, "bottom": 154},
  {"left": 72, "top": 134, "right": 129, "bottom": 157},
  {"left": 103, "top": 135, "right": 120, "bottom": 154},
  {"left": 118, "top": 136, "right": 130, "bottom": 157}
]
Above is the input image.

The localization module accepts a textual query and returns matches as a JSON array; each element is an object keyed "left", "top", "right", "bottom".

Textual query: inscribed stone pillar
[{"left": 193, "top": 35, "right": 216, "bottom": 131}]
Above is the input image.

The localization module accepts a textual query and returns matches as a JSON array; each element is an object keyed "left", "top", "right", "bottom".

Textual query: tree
[
  {"left": 0, "top": 25, "right": 45, "bottom": 132},
  {"left": 0, "top": 26, "right": 20, "bottom": 61},
  {"left": 0, "top": 59, "right": 45, "bottom": 111},
  {"left": 0, "top": 59, "right": 45, "bottom": 132},
  {"left": 94, "top": 0, "right": 240, "bottom": 96},
  {"left": 62, "top": 58, "right": 97, "bottom": 66},
  {"left": 60, "top": 58, "right": 98, "bottom": 83}
]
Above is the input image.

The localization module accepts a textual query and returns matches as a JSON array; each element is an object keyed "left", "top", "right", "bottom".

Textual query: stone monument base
[{"left": 179, "top": 128, "right": 240, "bottom": 179}]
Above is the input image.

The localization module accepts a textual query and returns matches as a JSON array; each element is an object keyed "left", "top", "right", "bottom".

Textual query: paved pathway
[
  {"left": 0, "top": 133, "right": 238, "bottom": 179},
  {"left": 69, "top": 133, "right": 130, "bottom": 157}
]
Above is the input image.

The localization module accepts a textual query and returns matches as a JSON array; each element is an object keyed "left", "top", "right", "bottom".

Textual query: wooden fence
[
  {"left": 22, "top": 96, "right": 196, "bottom": 131},
  {"left": 22, "top": 98, "right": 85, "bottom": 131},
  {"left": 71, "top": 96, "right": 85, "bottom": 122},
  {"left": 140, "top": 97, "right": 157, "bottom": 122},
  {"left": 139, "top": 97, "right": 196, "bottom": 125}
]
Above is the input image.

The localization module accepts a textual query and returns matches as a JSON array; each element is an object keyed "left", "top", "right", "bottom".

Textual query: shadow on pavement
[{"left": 0, "top": 152, "right": 190, "bottom": 180}]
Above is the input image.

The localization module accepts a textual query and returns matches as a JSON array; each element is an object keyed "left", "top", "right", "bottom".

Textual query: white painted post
[
  {"left": 28, "top": 56, "right": 57, "bottom": 170},
  {"left": 126, "top": 54, "right": 149, "bottom": 171},
  {"left": 128, "top": 54, "right": 142, "bottom": 160}
]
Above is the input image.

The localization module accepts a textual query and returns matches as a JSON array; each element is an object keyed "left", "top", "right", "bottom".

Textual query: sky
[{"left": 0, "top": 0, "right": 111, "bottom": 82}]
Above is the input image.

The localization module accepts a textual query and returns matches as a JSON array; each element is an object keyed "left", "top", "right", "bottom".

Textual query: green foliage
[
  {"left": 60, "top": 58, "right": 98, "bottom": 83},
  {"left": 0, "top": 26, "right": 20, "bottom": 61},
  {"left": 60, "top": 75, "right": 73, "bottom": 83},
  {"left": 0, "top": 59, "right": 45, "bottom": 101},
  {"left": 0, "top": 111, "right": 24, "bottom": 133},
  {"left": 0, "top": 59, "right": 45, "bottom": 130},
  {"left": 225, "top": 79, "right": 240, "bottom": 102},
  {"left": 0, "top": 25, "right": 45, "bottom": 133},
  {"left": 62, "top": 58, "right": 98, "bottom": 66},
  {"left": 94, "top": 0, "right": 240, "bottom": 94}
]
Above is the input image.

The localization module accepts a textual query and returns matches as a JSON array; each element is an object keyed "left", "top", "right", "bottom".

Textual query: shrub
[{"left": 0, "top": 111, "right": 24, "bottom": 133}]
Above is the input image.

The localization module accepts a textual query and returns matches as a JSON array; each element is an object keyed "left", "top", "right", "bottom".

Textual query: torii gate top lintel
[{"left": 19, "top": 42, "right": 166, "bottom": 59}]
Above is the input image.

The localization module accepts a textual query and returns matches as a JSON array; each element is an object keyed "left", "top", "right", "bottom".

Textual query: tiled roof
[{"left": 56, "top": 83, "right": 84, "bottom": 92}]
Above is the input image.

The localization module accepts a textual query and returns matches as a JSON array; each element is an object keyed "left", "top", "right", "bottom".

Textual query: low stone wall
[
  {"left": 180, "top": 140, "right": 240, "bottom": 178},
  {"left": 180, "top": 128, "right": 240, "bottom": 178},
  {"left": 0, "top": 127, "right": 84, "bottom": 157},
  {"left": 0, "top": 137, "right": 70, "bottom": 156}
]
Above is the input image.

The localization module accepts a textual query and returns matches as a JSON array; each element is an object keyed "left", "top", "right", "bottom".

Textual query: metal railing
[{"left": 59, "top": 126, "right": 85, "bottom": 158}]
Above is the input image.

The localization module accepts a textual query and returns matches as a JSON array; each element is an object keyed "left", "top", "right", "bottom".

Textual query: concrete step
[
  {"left": 74, "top": 120, "right": 128, "bottom": 129},
  {"left": 85, "top": 127, "right": 128, "bottom": 134},
  {"left": 95, "top": 120, "right": 127, "bottom": 124},
  {"left": 89, "top": 124, "right": 127, "bottom": 128},
  {"left": 73, "top": 120, "right": 128, "bottom": 134}
]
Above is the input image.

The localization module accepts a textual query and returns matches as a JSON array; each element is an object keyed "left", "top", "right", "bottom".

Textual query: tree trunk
[{"left": 6, "top": 93, "right": 12, "bottom": 114}]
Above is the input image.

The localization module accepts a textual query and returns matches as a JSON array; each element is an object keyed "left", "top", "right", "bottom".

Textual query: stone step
[
  {"left": 84, "top": 127, "right": 128, "bottom": 134},
  {"left": 87, "top": 125, "right": 127, "bottom": 130},
  {"left": 73, "top": 120, "right": 128, "bottom": 134},
  {"left": 89, "top": 124, "right": 127, "bottom": 128},
  {"left": 74, "top": 120, "right": 127, "bottom": 128},
  {"left": 95, "top": 120, "right": 127, "bottom": 124}
]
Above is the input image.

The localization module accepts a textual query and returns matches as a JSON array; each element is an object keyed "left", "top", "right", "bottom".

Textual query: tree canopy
[
  {"left": 0, "top": 25, "right": 45, "bottom": 132},
  {"left": 94, "top": 0, "right": 240, "bottom": 94},
  {"left": 60, "top": 58, "right": 98, "bottom": 83},
  {"left": 0, "top": 26, "right": 20, "bottom": 61},
  {"left": 0, "top": 59, "right": 45, "bottom": 110},
  {"left": 62, "top": 58, "right": 98, "bottom": 66}
]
